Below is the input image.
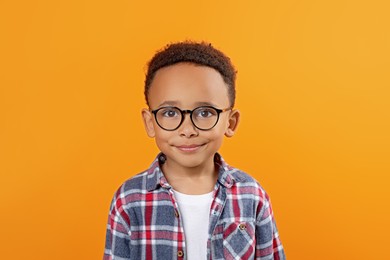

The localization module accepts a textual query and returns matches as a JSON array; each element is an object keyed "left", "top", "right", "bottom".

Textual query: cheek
[
  {"left": 214, "top": 117, "right": 230, "bottom": 133},
  {"left": 205, "top": 126, "right": 227, "bottom": 141},
  {"left": 154, "top": 128, "right": 172, "bottom": 142},
  {"left": 153, "top": 133, "right": 170, "bottom": 152}
]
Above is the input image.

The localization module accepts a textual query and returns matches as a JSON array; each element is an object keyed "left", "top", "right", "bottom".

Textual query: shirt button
[
  {"left": 177, "top": 250, "right": 184, "bottom": 257},
  {"left": 238, "top": 223, "right": 246, "bottom": 230},
  {"left": 174, "top": 209, "right": 180, "bottom": 218}
]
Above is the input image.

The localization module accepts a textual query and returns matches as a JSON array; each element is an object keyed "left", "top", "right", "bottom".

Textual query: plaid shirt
[{"left": 104, "top": 153, "right": 286, "bottom": 260}]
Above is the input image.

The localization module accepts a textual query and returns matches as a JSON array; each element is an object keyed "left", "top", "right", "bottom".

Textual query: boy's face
[{"left": 142, "top": 62, "right": 240, "bottom": 170}]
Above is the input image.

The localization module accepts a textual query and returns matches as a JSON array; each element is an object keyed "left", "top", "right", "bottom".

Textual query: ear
[
  {"left": 225, "top": 109, "right": 240, "bottom": 137},
  {"left": 141, "top": 108, "right": 156, "bottom": 138}
]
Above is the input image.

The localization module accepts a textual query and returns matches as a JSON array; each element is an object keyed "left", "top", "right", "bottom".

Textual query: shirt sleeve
[
  {"left": 255, "top": 192, "right": 286, "bottom": 260},
  {"left": 104, "top": 193, "right": 132, "bottom": 260}
]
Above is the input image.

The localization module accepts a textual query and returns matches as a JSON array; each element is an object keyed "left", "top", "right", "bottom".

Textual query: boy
[{"left": 104, "top": 41, "right": 285, "bottom": 259}]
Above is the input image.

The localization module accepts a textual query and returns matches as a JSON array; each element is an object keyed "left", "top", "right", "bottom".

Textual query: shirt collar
[{"left": 146, "top": 153, "right": 241, "bottom": 192}]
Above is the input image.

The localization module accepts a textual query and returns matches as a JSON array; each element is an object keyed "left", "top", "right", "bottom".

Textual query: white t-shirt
[{"left": 173, "top": 189, "right": 214, "bottom": 260}]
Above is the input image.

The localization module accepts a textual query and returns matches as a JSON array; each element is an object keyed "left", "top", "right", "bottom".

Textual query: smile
[{"left": 175, "top": 144, "right": 206, "bottom": 152}]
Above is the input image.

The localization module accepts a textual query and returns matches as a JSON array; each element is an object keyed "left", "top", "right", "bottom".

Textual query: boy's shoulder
[
  {"left": 215, "top": 154, "right": 271, "bottom": 201},
  {"left": 216, "top": 154, "right": 262, "bottom": 185},
  {"left": 222, "top": 164, "right": 267, "bottom": 193},
  {"left": 116, "top": 155, "right": 164, "bottom": 195},
  {"left": 228, "top": 166, "right": 259, "bottom": 183}
]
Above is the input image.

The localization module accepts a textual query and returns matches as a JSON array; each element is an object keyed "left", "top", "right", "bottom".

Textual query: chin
[
  {"left": 175, "top": 157, "right": 205, "bottom": 168},
  {"left": 165, "top": 153, "right": 211, "bottom": 169}
]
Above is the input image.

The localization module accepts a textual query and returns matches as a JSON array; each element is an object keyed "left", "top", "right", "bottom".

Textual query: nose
[{"left": 178, "top": 113, "right": 199, "bottom": 137}]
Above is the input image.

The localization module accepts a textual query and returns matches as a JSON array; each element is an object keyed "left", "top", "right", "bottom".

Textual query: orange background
[{"left": 1, "top": 0, "right": 389, "bottom": 259}]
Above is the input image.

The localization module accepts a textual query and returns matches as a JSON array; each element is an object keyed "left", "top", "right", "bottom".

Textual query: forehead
[{"left": 148, "top": 63, "right": 230, "bottom": 108}]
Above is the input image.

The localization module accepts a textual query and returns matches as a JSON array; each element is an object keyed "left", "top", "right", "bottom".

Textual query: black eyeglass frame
[{"left": 150, "top": 106, "right": 232, "bottom": 131}]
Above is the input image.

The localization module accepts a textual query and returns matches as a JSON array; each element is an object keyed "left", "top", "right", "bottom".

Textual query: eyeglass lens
[{"left": 155, "top": 107, "right": 220, "bottom": 130}]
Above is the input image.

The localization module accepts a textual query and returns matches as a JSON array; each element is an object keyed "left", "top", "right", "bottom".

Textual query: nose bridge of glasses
[
  {"left": 178, "top": 109, "right": 198, "bottom": 129},
  {"left": 181, "top": 109, "right": 193, "bottom": 115},
  {"left": 180, "top": 109, "right": 194, "bottom": 121}
]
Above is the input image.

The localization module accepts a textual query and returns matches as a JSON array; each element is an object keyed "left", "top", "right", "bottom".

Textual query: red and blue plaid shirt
[{"left": 104, "top": 153, "right": 285, "bottom": 259}]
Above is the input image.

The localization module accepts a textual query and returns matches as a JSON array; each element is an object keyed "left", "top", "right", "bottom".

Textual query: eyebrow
[{"left": 157, "top": 101, "right": 219, "bottom": 108}]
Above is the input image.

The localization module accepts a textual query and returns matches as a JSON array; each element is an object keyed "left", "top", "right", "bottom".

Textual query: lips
[{"left": 175, "top": 144, "right": 205, "bottom": 152}]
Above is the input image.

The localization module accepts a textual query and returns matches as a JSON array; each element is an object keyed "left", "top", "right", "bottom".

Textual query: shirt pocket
[{"left": 222, "top": 221, "right": 256, "bottom": 260}]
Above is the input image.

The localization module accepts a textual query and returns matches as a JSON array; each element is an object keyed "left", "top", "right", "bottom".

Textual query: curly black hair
[{"left": 144, "top": 41, "right": 237, "bottom": 107}]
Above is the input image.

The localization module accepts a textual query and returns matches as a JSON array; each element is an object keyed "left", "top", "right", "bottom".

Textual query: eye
[
  {"left": 160, "top": 108, "right": 179, "bottom": 118},
  {"left": 195, "top": 107, "right": 217, "bottom": 118}
]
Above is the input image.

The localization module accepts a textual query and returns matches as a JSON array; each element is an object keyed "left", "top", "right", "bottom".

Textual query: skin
[{"left": 142, "top": 62, "right": 240, "bottom": 195}]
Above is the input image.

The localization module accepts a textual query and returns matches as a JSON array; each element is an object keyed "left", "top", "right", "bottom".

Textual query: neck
[{"left": 161, "top": 157, "right": 218, "bottom": 194}]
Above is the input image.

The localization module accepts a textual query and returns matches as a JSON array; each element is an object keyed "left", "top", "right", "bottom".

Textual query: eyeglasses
[{"left": 150, "top": 106, "right": 231, "bottom": 131}]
